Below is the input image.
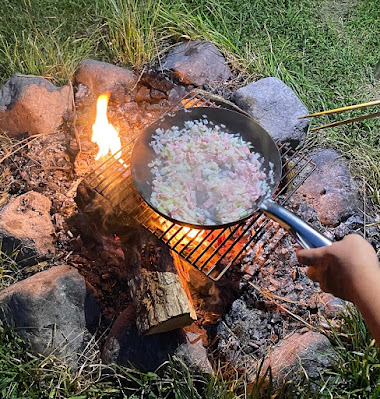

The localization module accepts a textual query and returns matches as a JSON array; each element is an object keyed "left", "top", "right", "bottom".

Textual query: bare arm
[{"left": 296, "top": 234, "right": 380, "bottom": 344}]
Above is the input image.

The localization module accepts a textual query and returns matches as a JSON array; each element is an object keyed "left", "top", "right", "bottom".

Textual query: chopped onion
[{"left": 148, "top": 118, "right": 272, "bottom": 225}]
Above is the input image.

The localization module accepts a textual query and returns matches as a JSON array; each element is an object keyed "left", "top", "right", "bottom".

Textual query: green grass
[
  {"left": 0, "top": 0, "right": 103, "bottom": 85},
  {"left": 100, "top": 0, "right": 172, "bottom": 69},
  {"left": 0, "top": 324, "right": 282, "bottom": 399},
  {"left": 310, "top": 307, "right": 380, "bottom": 398}
]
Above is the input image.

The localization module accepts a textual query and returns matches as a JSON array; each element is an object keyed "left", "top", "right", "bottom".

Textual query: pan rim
[{"left": 130, "top": 107, "right": 282, "bottom": 230}]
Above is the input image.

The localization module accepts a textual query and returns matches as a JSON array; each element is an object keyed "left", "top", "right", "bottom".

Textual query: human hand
[{"left": 296, "top": 234, "right": 379, "bottom": 302}]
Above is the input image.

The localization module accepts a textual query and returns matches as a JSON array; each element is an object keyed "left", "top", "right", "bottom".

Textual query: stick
[
  {"left": 310, "top": 111, "right": 380, "bottom": 131},
  {"left": 298, "top": 99, "right": 380, "bottom": 119}
]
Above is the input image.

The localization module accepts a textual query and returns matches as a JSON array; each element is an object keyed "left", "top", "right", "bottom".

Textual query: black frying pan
[{"left": 131, "top": 107, "right": 332, "bottom": 249}]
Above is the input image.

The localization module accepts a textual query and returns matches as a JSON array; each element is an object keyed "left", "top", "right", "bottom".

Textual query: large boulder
[
  {"left": 0, "top": 191, "right": 55, "bottom": 265},
  {"left": 0, "top": 75, "right": 72, "bottom": 137},
  {"left": 233, "top": 77, "right": 309, "bottom": 147},
  {"left": 75, "top": 59, "right": 137, "bottom": 99},
  {"left": 102, "top": 306, "right": 212, "bottom": 373},
  {"left": 160, "top": 41, "right": 232, "bottom": 87},
  {"left": 0, "top": 265, "right": 87, "bottom": 366},
  {"left": 295, "top": 149, "right": 358, "bottom": 226},
  {"left": 257, "top": 330, "right": 335, "bottom": 386}
]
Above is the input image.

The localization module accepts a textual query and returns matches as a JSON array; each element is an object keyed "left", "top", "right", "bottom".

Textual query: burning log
[
  {"left": 117, "top": 227, "right": 196, "bottom": 335},
  {"left": 75, "top": 180, "right": 196, "bottom": 335}
]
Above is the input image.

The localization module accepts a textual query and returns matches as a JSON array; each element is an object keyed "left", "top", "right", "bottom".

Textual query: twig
[
  {"left": 130, "top": 64, "right": 147, "bottom": 93},
  {"left": 299, "top": 99, "right": 380, "bottom": 118},
  {"left": 0, "top": 135, "right": 41, "bottom": 164},
  {"left": 310, "top": 111, "right": 380, "bottom": 131},
  {"left": 248, "top": 281, "right": 317, "bottom": 331}
]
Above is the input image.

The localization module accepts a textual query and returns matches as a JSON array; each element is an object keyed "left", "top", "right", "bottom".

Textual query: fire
[
  {"left": 183, "top": 227, "right": 202, "bottom": 239},
  {"left": 91, "top": 92, "right": 123, "bottom": 163}
]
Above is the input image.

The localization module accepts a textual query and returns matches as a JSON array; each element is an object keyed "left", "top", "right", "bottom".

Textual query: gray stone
[
  {"left": 0, "top": 265, "right": 87, "bottom": 365},
  {"left": 319, "top": 293, "right": 346, "bottom": 318},
  {"left": 174, "top": 331, "right": 213, "bottom": 374},
  {"left": 75, "top": 59, "right": 137, "bottom": 99},
  {"left": 0, "top": 75, "right": 72, "bottom": 137},
  {"left": 296, "top": 149, "right": 358, "bottom": 226},
  {"left": 168, "top": 86, "right": 187, "bottom": 105},
  {"left": 102, "top": 306, "right": 184, "bottom": 371},
  {"left": 233, "top": 77, "right": 309, "bottom": 147},
  {"left": 257, "top": 331, "right": 335, "bottom": 386},
  {"left": 102, "top": 306, "right": 212, "bottom": 373},
  {"left": 0, "top": 191, "right": 55, "bottom": 265},
  {"left": 160, "top": 41, "right": 232, "bottom": 87}
]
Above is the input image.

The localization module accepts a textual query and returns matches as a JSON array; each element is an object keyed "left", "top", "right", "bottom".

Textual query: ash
[{"left": 217, "top": 218, "right": 322, "bottom": 363}]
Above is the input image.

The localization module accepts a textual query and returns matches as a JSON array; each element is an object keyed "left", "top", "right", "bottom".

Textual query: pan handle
[{"left": 259, "top": 199, "right": 332, "bottom": 249}]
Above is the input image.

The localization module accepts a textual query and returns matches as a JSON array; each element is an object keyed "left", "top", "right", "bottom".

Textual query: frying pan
[{"left": 131, "top": 107, "right": 332, "bottom": 249}]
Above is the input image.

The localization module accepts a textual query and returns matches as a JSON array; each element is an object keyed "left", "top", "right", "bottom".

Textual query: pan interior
[{"left": 130, "top": 107, "right": 282, "bottom": 229}]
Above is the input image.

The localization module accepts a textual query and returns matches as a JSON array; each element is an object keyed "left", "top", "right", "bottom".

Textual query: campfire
[
  {"left": 0, "top": 60, "right": 370, "bottom": 385},
  {"left": 75, "top": 88, "right": 323, "bottom": 341}
]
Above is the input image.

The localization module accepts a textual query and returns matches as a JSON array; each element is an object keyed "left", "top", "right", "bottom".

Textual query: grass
[
  {"left": 1, "top": 304, "right": 378, "bottom": 398},
  {"left": 310, "top": 307, "right": 380, "bottom": 398},
  {"left": 0, "top": 0, "right": 379, "bottom": 397},
  {"left": 100, "top": 0, "right": 172, "bottom": 69},
  {"left": 0, "top": 323, "right": 282, "bottom": 399}
]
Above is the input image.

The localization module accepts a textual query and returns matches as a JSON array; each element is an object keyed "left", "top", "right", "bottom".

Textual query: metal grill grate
[{"left": 84, "top": 92, "right": 316, "bottom": 281}]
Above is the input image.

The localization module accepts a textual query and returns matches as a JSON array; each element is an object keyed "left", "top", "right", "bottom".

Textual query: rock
[
  {"left": 295, "top": 149, "right": 358, "bottom": 226},
  {"left": 0, "top": 75, "right": 72, "bottom": 137},
  {"left": 257, "top": 331, "right": 335, "bottom": 386},
  {"left": 0, "top": 191, "right": 55, "bottom": 265},
  {"left": 74, "top": 59, "right": 137, "bottom": 99},
  {"left": 168, "top": 86, "right": 187, "bottom": 105},
  {"left": 319, "top": 293, "right": 346, "bottom": 318},
  {"left": 174, "top": 331, "right": 213, "bottom": 374},
  {"left": 0, "top": 265, "right": 87, "bottom": 366},
  {"left": 140, "top": 70, "right": 174, "bottom": 93},
  {"left": 233, "top": 77, "right": 309, "bottom": 147},
  {"left": 102, "top": 306, "right": 212, "bottom": 373},
  {"left": 102, "top": 306, "right": 184, "bottom": 371},
  {"left": 160, "top": 41, "right": 232, "bottom": 87},
  {"left": 150, "top": 89, "right": 167, "bottom": 102},
  {"left": 135, "top": 86, "right": 151, "bottom": 103}
]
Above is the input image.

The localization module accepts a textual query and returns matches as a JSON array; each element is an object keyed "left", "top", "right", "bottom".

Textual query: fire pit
[{"left": 0, "top": 62, "right": 371, "bottom": 383}]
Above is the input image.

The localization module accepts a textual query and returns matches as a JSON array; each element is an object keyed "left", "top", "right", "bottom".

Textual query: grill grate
[{"left": 84, "top": 92, "right": 315, "bottom": 281}]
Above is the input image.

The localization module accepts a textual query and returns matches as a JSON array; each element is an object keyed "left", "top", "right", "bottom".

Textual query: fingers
[
  {"left": 307, "top": 265, "right": 330, "bottom": 293},
  {"left": 306, "top": 265, "right": 319, "bottom": 281},
  {"left": 296, "top": 246, "right": 329, "bottom": 266}
]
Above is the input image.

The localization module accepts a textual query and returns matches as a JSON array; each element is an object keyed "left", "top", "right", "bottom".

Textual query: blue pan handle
[{"left": 259, "top": 198, "right": 332, "bottom": 249}]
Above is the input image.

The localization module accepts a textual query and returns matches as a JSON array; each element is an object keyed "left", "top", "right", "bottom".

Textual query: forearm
[{"left": 350, "top": 267, "right": 380, "bottom": 345}]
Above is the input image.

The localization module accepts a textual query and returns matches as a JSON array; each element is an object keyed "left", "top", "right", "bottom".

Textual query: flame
[
  {"left": 183, "top": 227, "right": 202, "bottom": 239},
  {"left": 91, "top": 92, "right": 122, "bottom": 163}
]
